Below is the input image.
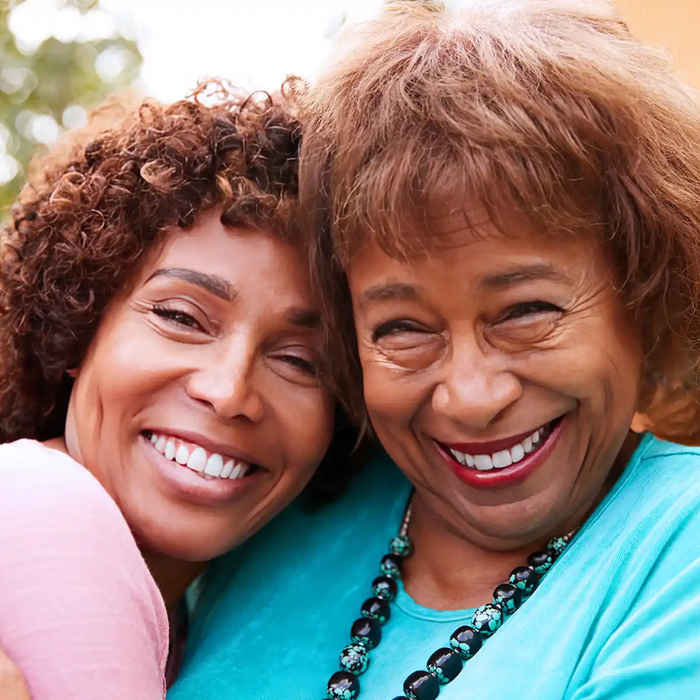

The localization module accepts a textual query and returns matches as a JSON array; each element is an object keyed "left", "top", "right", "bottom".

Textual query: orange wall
[{"left": 619, "top": 0, "right": 700, "bottom": 87}]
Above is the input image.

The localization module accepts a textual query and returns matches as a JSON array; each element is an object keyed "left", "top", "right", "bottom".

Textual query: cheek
[
  {"left": 362, "top": 360, "right": 423, "bottom": 429},
  {"left": 275, "top": 389, "right": 336, "bottom": 473}
]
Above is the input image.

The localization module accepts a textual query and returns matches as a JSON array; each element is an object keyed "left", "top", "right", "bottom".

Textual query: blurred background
[{"left": 1, "top": 0, "right": 699, "bottom": 213}]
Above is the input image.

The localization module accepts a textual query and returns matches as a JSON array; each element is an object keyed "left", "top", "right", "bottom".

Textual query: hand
[{"left": 0, "top": 646, "right": 30, "bottom": 700}]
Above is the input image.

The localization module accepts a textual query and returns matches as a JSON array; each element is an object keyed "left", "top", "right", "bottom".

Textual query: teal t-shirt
[{"left": 170, "top": 434, "right": 700, "bottom": 699}]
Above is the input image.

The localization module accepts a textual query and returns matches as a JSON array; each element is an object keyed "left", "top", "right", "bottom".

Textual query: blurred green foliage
[{"left": 0, "top": 0, "right": 142, "bottom": 213}]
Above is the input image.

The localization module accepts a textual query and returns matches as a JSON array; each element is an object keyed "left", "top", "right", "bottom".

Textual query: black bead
[
  {"left": 361, "top": 597, "right": 392, "bottom": 624},
  {"left": 372, "top": 575, "right": 399, "bottom": 601},
  {"left": 327, "top": 670, "right": 360, "bottom": 700},
  {"left": 449, "top": 625, "right": 482, "bottom": 660},
  {"left": 391, "top": 697, "right": 411, "bottom": 700},
  {"left": 527, "top": 549, "right": 554, "bottom": 575},
  {"left": 380, "top": 553, "right": 405, "bottom": 579},
  {"left": 427, "top": 647, "right": 463, "bottom": 683},
  {"left": 351, "top": 617, "right": 382, "bottom": 649},
  {"left": 509, "top": 565, "right": 539, "bottom": 596},
  {"left": 403, "top": 670, "right": 440, "bottom": 700},
  {"left": 492, "top": 582, "right": 522, "bottom": 614}
]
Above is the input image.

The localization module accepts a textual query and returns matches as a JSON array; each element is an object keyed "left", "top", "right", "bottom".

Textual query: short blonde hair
[{"left": 301, "top": 0, "right": 700, "bottom": 441}]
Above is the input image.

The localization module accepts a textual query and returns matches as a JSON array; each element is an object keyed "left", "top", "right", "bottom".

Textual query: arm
[
  {"left": 0, "top": 443, "right": 169, "bottom": 699},
  {"left": 572, "top": 550, "right": 700, "bottom": 699},
  {"left": 0, "top": 647, "right": 30, "bottom": 700}
]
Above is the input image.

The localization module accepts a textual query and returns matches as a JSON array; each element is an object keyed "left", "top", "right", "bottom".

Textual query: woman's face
[
  {"left": 347, "top": 210, "right": 643, "bottom": 549},
  {"left": 64, "top": 210, "right": 334, "bottom": 561}
]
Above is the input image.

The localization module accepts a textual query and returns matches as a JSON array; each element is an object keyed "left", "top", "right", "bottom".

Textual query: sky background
[{"left": 8, "top": 0, "right": 420, "bottom": 102}]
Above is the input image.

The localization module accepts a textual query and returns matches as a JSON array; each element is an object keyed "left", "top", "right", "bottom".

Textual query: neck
[
  {"left": 142, "top": 549, "right": 207, "bottom": 611},
  {"left": 403, "top": 496, "right": 545, "bottom": 610},
  {"left": 402, "top": 433, "right": 641, "bottom": 610}
]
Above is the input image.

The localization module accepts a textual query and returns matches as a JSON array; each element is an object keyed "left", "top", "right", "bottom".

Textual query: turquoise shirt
[{"left": 170, "top": 435, "right": 700, "bottom": 699}]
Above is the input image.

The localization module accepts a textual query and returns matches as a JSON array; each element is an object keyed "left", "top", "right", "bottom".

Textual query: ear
[
  {"left": 67, "top": 368, "right": 79, "bottom": 379},
  {"left": 630, "top": 412, "right": 649, "bottom": 434}
]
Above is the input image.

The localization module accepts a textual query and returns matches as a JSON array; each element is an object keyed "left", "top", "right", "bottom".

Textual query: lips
[{"left": 437, "top": 416, "right": 565, "bottom": 488}]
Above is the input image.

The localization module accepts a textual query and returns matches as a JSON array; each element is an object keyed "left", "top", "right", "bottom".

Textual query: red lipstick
[{"left": 438, "top": 417, "right": 565, "bottom": 489}]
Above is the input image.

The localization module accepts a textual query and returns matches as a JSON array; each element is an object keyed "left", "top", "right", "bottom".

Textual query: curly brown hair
[
  {"left": 300, "top": 0, "right": 700, "bottom": 442},
  {"left": 0, "top": 81, "right": 305, "bottom": 442}
]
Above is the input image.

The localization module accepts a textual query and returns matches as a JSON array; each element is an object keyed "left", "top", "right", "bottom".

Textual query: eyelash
[
  {"left": 501, "top": 301, "right": 563, "bottom": 321},
  {"left": 280, "top": 355, "right": 317, "bottom": 375},
  {"left": 372, "top": 320, "right": 424, "bottom": 341},
  {"left": 151, "top": 304, "right": 203, "bottom": 331}
]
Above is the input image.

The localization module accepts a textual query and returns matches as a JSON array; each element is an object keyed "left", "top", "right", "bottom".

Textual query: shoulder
[{"left": 0, "top": 439, "right": 128, "bottom": 539}]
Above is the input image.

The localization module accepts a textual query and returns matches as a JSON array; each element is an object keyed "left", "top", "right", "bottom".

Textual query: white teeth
[
  {"left": 474, "top": 454, "right": 493, "bottom": 471},
  {"left": 510, "top": 443, "right": 525, "bottom": 463},
  {"left": 492, "top": 450, "right": 512, "bottom": 469},
  {"left": 148, "top": 432, "right": 253, "bottom": 481},
  {"left": 175, "top": 445, "right": 189, "bottom": 465},
  {"left": 204, "top": 453, "right": 224, "bottom": 477},
  {"left": 221, "top": 459, "right": 234, "bottom": 478},
  {"left": 446, "top": 422, "right": 554, "bottom": 472},
  {"left": 229, "top": 462, "right": 249, "bottom": 480},
  {"left": 187, "top": 447, "right": 207, "bottom": 473}
]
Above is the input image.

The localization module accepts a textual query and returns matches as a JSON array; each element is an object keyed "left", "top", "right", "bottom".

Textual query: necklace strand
[{"left": 323, "top": 496, "right": 578, "bottom": 700}]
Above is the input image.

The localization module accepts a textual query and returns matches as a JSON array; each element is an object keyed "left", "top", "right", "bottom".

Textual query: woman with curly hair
[
  {"left": 0, "top": 83, "right": 343, "bottom": 699},
  {"left": 169, "top": 2, "right": 700, "bottom": 699}
]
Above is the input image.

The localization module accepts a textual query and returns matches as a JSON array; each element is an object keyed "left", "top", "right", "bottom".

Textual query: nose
[
  {"left": 185, "top": 341, "right": 265, "bottom": 423},
  {"left": 431, "top": 337, "right": 522, "bottom": 430}
]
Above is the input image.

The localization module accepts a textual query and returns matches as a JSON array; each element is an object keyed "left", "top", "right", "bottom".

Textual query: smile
[
  {"left": 446, "top": 421, "right": 557, "bottom": 471},
  {"left": 145, "top": 431, "right": 256, "bottom": 481},
  {"left": 437, "top": 416, "right": 565, "bottom": 488}
]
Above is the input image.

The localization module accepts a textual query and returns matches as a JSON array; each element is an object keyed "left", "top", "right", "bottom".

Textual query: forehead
[
  {"left": 347, "top": 210, "right": 606, "bottom": 294},
  {"left": 140, "top": 211, "right": 313, "bottom": 303}
]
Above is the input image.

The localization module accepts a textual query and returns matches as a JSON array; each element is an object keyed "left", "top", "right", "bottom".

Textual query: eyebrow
[
  {"left": 480, "top": 264, "right": 574, "bottom": 289},
  {"left": 358, "top": 282, "right": 423, "bottom": 309},
  {"left": 284, "top": 306, "right": 321, "bottom": 330},
  {"left": 146, "top": 268, "right": 233, "bottom": 301}
]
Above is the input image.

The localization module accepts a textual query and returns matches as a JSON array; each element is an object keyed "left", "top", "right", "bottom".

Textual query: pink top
[{"left": 0, "top": 439, "right": 169, "bottom": 699}]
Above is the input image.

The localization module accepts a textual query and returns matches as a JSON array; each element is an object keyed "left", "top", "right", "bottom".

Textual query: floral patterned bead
[
  {"left": 327, "top": 670, "right": 360, "bottom": 700},
  {"left": 471, "top": 603, "right": 504, "bottom": 637},
  {"left": 339, "top": 643, "right": 370, "bottom": 675},
  {"left": 389, "top": 534, "right": 413, "bottom": 557}
]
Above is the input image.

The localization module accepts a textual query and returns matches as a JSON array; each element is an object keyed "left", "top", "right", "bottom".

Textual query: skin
[
  {"left": 0, "top": 649, "right": 28, "bottom": 700},
  {"left": 48, "top": 209, "right": 335, "bottom": 606},
  {"left": 348, "top": 208, "right": 643, "bottom": 609}
]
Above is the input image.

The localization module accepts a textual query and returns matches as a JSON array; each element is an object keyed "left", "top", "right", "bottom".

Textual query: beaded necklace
[{"left": 323, "top": 497, "right": 577, "bottom": 700}]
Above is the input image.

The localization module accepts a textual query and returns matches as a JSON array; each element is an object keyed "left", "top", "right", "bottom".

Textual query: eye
[
  {"left": 372, "top": 320, "right": 427, "bottom": 341},
  {"left": 280, "top": 354, "right": 317, "bottom": 375},
  {"left": 150, "top": 304, "right": 204, "bottom": 331},
  {"left": 500, "top": 301, "right": 563, "bottom": 322}
]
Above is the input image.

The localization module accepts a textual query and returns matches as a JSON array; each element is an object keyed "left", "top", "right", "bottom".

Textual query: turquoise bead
[
  {"left": 339, "top": 643, "right": 370, "bottom": 675},
  {"left": 389, "top": 534, "right": 413, "bottom": 557},
  {"left": 471, "top": 603, "right": 504, "bottom": 637}
]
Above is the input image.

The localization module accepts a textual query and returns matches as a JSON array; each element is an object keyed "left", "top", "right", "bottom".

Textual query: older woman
[
  {"left": 169, "top": 2, "right": 700, "bottom": 699},
  {"left": 0, "top": 84, "right": 354, "bottom": 699}
]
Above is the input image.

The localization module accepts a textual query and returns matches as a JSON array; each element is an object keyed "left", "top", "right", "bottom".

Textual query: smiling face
[
  {"left": 63, "top": 210, "right": 334, "bottom": 561},
  {"left": 347, "top": 210, "right": 643, "bottom": 549}
]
